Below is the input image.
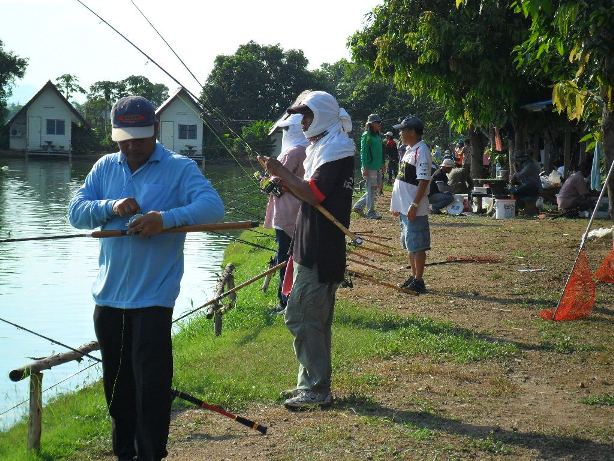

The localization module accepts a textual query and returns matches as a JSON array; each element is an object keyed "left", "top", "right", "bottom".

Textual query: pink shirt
[{"left": 264, "top": 145, "right": 306, "bottom": 237}]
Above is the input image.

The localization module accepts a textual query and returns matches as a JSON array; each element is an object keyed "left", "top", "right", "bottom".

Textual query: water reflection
[{"left": 0, "top": 157, "right": 255, "bottom": 429}]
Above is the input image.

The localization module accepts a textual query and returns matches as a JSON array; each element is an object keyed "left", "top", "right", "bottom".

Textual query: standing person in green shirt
[{"left": 352, "top": 113, "right": 384, "bottom": 219}]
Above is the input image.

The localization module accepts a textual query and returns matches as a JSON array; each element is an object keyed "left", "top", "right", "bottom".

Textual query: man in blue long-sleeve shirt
[{"left": 68, "top": 96, "right": 223, "bottom": 461}]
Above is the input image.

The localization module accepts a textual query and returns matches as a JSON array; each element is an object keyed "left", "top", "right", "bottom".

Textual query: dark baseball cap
[
  {"left": 111, "top": 96, "right": 156, "bottom": 142},
  {"left": 393, "top": 115, "right": 424, "bottom": 132}
]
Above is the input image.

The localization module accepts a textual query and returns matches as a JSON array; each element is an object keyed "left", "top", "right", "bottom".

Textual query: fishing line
[
  {"left": 106, "top": 310, "right": 126, "bottom": 412},
  {"left": 245, "top": 228, "right": 277, "bottom": 240},
  {"left": 209, "top": 231, "right": 276, "bottom": 253},
  {"left": 75, "top": 0, "right": 260, "bottom": 182},
  {"left": 129, "top": 0, "right": 253, "bottom": 148},
  {"left": 0, "top": 362, "right": 100, "bottom": 418},
  {"left": 0, "top": 317, "right": 267, "bottom": 433},
  {"left": 129, "top": 0, "right": 270, "bottom": 166},
  {"left": 0, "top": 316, "right": 101, "bottom": 362}
]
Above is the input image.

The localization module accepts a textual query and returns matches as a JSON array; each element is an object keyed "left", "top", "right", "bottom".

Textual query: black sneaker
[
  {"left": 398, "top": 276, "right": 415, "bottom": 289},
  {"left": 407, "top": 278, "right": 427, "bottom": 294}
]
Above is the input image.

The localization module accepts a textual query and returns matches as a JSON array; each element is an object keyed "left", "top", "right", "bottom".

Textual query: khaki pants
[{"left": 285, "top": 263, "right": 338, "bottom": 393}]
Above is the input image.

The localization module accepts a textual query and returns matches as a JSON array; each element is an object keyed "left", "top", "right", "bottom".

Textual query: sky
[{"left": 1, "top": 0, "right": 381, "bottom": 105}]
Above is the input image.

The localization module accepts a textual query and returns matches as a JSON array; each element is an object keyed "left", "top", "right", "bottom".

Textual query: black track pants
[{"left": 94, "top": 306, "right": 173, "bottom": 461}]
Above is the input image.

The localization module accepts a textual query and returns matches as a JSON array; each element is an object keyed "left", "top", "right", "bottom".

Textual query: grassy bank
[{"left": 0, "top": 228, "right": 518, "bottom": 460}]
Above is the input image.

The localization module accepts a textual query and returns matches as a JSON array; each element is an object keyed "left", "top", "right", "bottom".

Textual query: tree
[
  {"left": 508, "top": 0, "right": 614, "bottom": 217},
  {"left": 83, "top": 80, "right": 126, "bottom": 147},
  {"left": 202, "top": 42, "right": 320, "bottom": 123},
  {"left": 121, "top": 75, "right": 168, "bottom": 106},
  {"left": 349, "top": 0, "right": 547, "bottom": 176},
  {"left": 229, "top": 120, "right": 274, "bottom": 156},
  {"left": 82, "top": 77, "right": 169, "bottom": 149},
  {"left": 0, "top": 39, "right": 27, "bottom": 126},
  {"left": 55, "top": 74, "right": 85, "bottom": 101},
  {"left": 313, "top": 59, "right": 451, "bottom": 146}
]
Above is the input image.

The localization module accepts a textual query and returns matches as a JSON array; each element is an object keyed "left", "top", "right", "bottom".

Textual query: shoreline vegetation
[{"left": 0, "top": 214, "right": 612, "bottom": 460}]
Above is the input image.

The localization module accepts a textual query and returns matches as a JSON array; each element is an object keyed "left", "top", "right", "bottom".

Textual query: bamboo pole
[
  {"left": 347, "top": 257, "right": 386, "bottom": 272},
  {"left": 10, "top": 342, "right": 100, "bottom": 382}
]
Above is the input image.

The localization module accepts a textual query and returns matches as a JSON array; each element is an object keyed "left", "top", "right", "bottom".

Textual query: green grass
[
  {"left": 0, "top": 383, "right": 109, "bottom": 461},
  {"left": 0, "top": 228, "right": 517, "bottom": 460},
  {"left": 463, "top": 432, "right": 512, "bottom": 455},
  {"left": 580, "top": 394, "right": 614, "bottom": 406},
  {"left": 537, "top": 321, "right": 605, "bottom": 353}
]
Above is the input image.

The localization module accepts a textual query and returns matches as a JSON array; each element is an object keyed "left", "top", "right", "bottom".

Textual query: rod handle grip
[{"left": 236, "top": 416, "right": 267, "bottom": 435}]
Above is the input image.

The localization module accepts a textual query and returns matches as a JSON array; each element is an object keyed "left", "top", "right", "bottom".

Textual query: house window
[
  {"left": 46, "top": 119, "right": 65, "bottom": 135},
  {"left": 178, "top": 124, "right": 197, "bottom": 140}
]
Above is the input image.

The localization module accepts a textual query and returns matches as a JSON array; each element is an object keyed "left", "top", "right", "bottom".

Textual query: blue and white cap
[{"left": 111, "top": 96, "right": 156, "bottom": 142}]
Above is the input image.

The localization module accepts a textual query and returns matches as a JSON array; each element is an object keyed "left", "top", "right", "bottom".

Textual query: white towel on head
[
  {"left": 274, "top": 114, "right": 309, "bottom": 160},
  {"left": 296, "top": 91, "right": 355, "bottom": 180}
]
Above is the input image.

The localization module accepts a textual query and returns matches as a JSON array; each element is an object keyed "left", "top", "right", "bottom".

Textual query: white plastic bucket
[{"left": 495, "top": 198, "right": 515, "bottom": 219}]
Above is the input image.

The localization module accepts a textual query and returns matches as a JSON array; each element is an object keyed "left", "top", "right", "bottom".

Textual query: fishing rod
[
  {"left": 254, "top": 158, "right": 372, "bottom": 249},
  {"left": 0, "top": 316, "right": 268, "bottom": 434},
  {"left": 172, "top": 389, "right": 266, "bottom": 435},
  {"left": 174, "top": 261, "right": 287, "bottom": 322},
  {"left": 347, "top": 269, "right": 418, "bottom": 295},
  {"left": 0, "top": 221, "right": 259, "bottom": 244}
]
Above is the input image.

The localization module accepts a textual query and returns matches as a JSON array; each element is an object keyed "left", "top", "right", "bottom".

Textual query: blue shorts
[{"left": 399, "top": 214, "right": 431, "bottom": 253}]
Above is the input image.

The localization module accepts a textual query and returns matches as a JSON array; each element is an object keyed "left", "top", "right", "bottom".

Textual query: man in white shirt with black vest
[{"left": 390, "top": 116, "right": 432, "bottom": 294}]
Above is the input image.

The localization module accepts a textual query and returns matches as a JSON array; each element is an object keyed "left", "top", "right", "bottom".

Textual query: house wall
[
  {"left": 23, "top": 87, "right": 81, "bottom": 151},
  {"left": 8, "top": 112, "right": 27, "bottom": 150},
  {"left": 157, "top": 96, "right": 203, "bottom": 156}
]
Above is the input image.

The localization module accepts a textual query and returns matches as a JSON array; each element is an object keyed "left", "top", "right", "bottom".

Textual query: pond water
[{"left": 0, "top": 156, "right": 266, "bottom": 429}]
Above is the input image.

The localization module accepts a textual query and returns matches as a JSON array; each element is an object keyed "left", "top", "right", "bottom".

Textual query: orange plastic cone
[
  {"left": 541, "top": 250, "right": 596, "bottom": 321},
  {"left": 594, "top": 247, "right": 614, "bottom": 283}
]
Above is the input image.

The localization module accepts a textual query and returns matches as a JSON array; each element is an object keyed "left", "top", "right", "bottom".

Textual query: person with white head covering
[
  {"left": 258, "top": 90, "right": 355, "bottom": 410},
  {"left": 264, "top": 114, "right": 308, "bottom": 314}
]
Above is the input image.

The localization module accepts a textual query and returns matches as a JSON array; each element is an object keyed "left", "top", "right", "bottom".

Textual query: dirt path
[{"left": 97, "top": 195, "right": 614, "bottom": 460}]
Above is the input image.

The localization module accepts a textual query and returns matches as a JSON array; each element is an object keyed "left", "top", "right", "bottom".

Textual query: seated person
[
  {"left": 448, "top": 162, "right": 473, "bottom": 194},
  {"left": 556, "top": 160, "right": 593, "bottom": 213},
  {"left": 429, "top": 158, "right": 454, "bottom": 213},
  {"left": 510, "top": 152, "right": 541, "bottom": 210}
]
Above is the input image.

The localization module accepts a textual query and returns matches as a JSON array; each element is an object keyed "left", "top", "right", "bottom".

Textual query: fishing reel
[{"left": 253, "top": 172, "right": 283, "bottom": 198}]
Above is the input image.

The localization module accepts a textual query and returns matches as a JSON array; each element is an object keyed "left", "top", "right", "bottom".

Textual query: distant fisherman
[
  {"left": 391, "top": 115, "right": 432, "bottom": 294},
  {"left": 258, "top": 91, "right": 355, "bottom": 410},
  {"left": 68, "top": 96, "right": 224, "bottom": 461}
]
